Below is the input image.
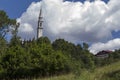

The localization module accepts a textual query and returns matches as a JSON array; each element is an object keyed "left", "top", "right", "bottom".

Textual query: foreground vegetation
[
  {"left": 0, "top": 10, "right": 120, "bottom": 80},
  {"left": 39, "top": 61, "right": 120, "bottom": 80}
]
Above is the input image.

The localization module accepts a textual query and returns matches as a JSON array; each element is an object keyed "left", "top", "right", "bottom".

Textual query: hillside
[
  {"left": 79, "top": 60, "right": 120, "bottom": 80},
  {"left": 39, "top": 61, "right": 120, "bottom": 80}
]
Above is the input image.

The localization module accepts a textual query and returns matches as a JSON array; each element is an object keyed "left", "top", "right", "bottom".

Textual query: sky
[
  {"left": 0, "top": 0, "right": 109, "bottom": 18},
  {"left": 0, "top": 0, "right": 120, "bottom": 54}
]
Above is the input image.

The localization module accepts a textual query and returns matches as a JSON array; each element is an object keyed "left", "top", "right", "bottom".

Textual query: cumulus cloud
[
  {"left": 89, "top": 38, "right": 120, "bottom": 54},
  {"left": 17, "top": 2, "right": 41, "bottom": 39},
  {"left": 17, "top": 0, "right": 120, "bottom": 52}
]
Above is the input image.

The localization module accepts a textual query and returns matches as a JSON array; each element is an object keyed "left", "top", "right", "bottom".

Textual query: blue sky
[
  {"left": 0, "top": 0, "right": 119, "bottom": 53},
  {"left": 0, "top": 0, "right": 39, "bottom": 18}
]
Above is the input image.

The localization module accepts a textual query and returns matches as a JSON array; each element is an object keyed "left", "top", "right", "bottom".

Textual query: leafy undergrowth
[
  {"left": 34, "top": 60, "right": 120, "bottom": 80},
  {"left": 78, "top": 60, "right": 120, "bottom": 80},
  {"left": 102, "top": 70, "right": 120, "bottom": 80},
  {"left": 36, "top": 74, "right": 75, "bottom": 80}
]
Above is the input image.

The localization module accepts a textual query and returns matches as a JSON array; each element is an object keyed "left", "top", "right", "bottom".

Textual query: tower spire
[{"left": 37, "top": 7, "right": 43, "bottom": 39}]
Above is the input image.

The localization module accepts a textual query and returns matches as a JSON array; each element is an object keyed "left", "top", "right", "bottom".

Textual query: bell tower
[{"left": 37, "top": 8, "right": 43, "bottom": 39}]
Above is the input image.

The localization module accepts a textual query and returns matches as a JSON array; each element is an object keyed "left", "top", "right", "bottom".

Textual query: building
[
  {"left": 37, "top": 8, "right": 43, "bottom": 39},
  {"left": 21, "top": 8, "right": 43, "bottom": 44},
  {"left": 95, "top": 50, "right": 112, "bottom": 58}
]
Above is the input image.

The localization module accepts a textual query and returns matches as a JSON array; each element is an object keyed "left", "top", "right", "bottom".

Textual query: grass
[
  {"left": 78, "top": 60, "right": 120, "bottom": 80},
  {"left": 36, "top": 74, "right": 75, "bottom": 80},
  {"left": 30, "top": 61, "right": 120, "bottom": 80}
]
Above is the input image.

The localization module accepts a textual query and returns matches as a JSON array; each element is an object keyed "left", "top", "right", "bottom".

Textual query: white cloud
[
  {"left": 19, "top": 23, "right": 33, "bottom": 32},
  {"left": 17, "top": 0, "right": 120, "bottom": 51},
  {"left": 89, "top": 38, "right": 120, "bottom": 54},
  {"left": 17, "top": 2, "right": 41, "bottom": 39}
]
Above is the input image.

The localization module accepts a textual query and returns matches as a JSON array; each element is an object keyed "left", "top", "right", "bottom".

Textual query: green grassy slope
[
  {"left": 35, "top": 61, "right": 120, "bottom": 80},
  {"left": 79, "top": 61, "right": 120, "bottom": 80}
]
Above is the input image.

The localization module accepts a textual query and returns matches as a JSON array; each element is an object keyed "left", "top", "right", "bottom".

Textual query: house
[{"left": 95, "top": 50, "right": 112, "bottom": 58}]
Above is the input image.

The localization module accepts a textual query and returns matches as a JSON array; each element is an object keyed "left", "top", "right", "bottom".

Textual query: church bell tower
[{"left": 37, "top": 8, "right": 43, "bottom": 39}]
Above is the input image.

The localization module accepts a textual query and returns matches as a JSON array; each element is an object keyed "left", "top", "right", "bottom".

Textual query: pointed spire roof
[{"left": 37, "top": 4, "right": 43, "bottom": 39}]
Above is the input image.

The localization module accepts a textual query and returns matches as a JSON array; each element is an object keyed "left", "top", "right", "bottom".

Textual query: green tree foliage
[
  {"left": 28, "top": 37, "right": 70, "bottom": 77},
  {"left": 0, "top": 34, "right": 119, "bottom": 79},
  {"left": 0, "top": 38, "right": 7, "bottom": 55},
  {"left": 52, "top": 39, "right": 77, "bottom": 57},
  {"left": 0, "top": 10, "right": 16, "bottom": 39},
  {"left": 52, "top": 39, "right": 95, "bottom": 71},
  {"left": 0, "top": 10, "right": 16, "bottom": 56},
  {"left": 0, "top": 45, "right": 30, "bottom": 79},
  {"left": 83, "top": 42, "right": 89, "bottom": 50}
]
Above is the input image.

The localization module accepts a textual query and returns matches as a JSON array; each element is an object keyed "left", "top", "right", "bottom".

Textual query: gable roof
[{"left": 95, "top": 50, "right": 112, "bottom": 56}]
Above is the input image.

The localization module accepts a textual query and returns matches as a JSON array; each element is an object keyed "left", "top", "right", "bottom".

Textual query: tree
[
  {"left": 9, "top": 23, "right": 21, "bottom": 47},
  {"left": 83, "top": 42, "right": 89, "bottom": 50},
  {"left": 0, "top": 42, "right": 32, "bottom": 79},
  {"left": 52, "top": 39, "right": 76, "bottom": 56},
  {"left": 37, "top": 37, "right": 51, "bottom": 45},
  {"left": 0, "top": 10, "right": 16, "bottom": 39},
  {"left": 0, "top": 38, "right": 7, "bottom": 55}
]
